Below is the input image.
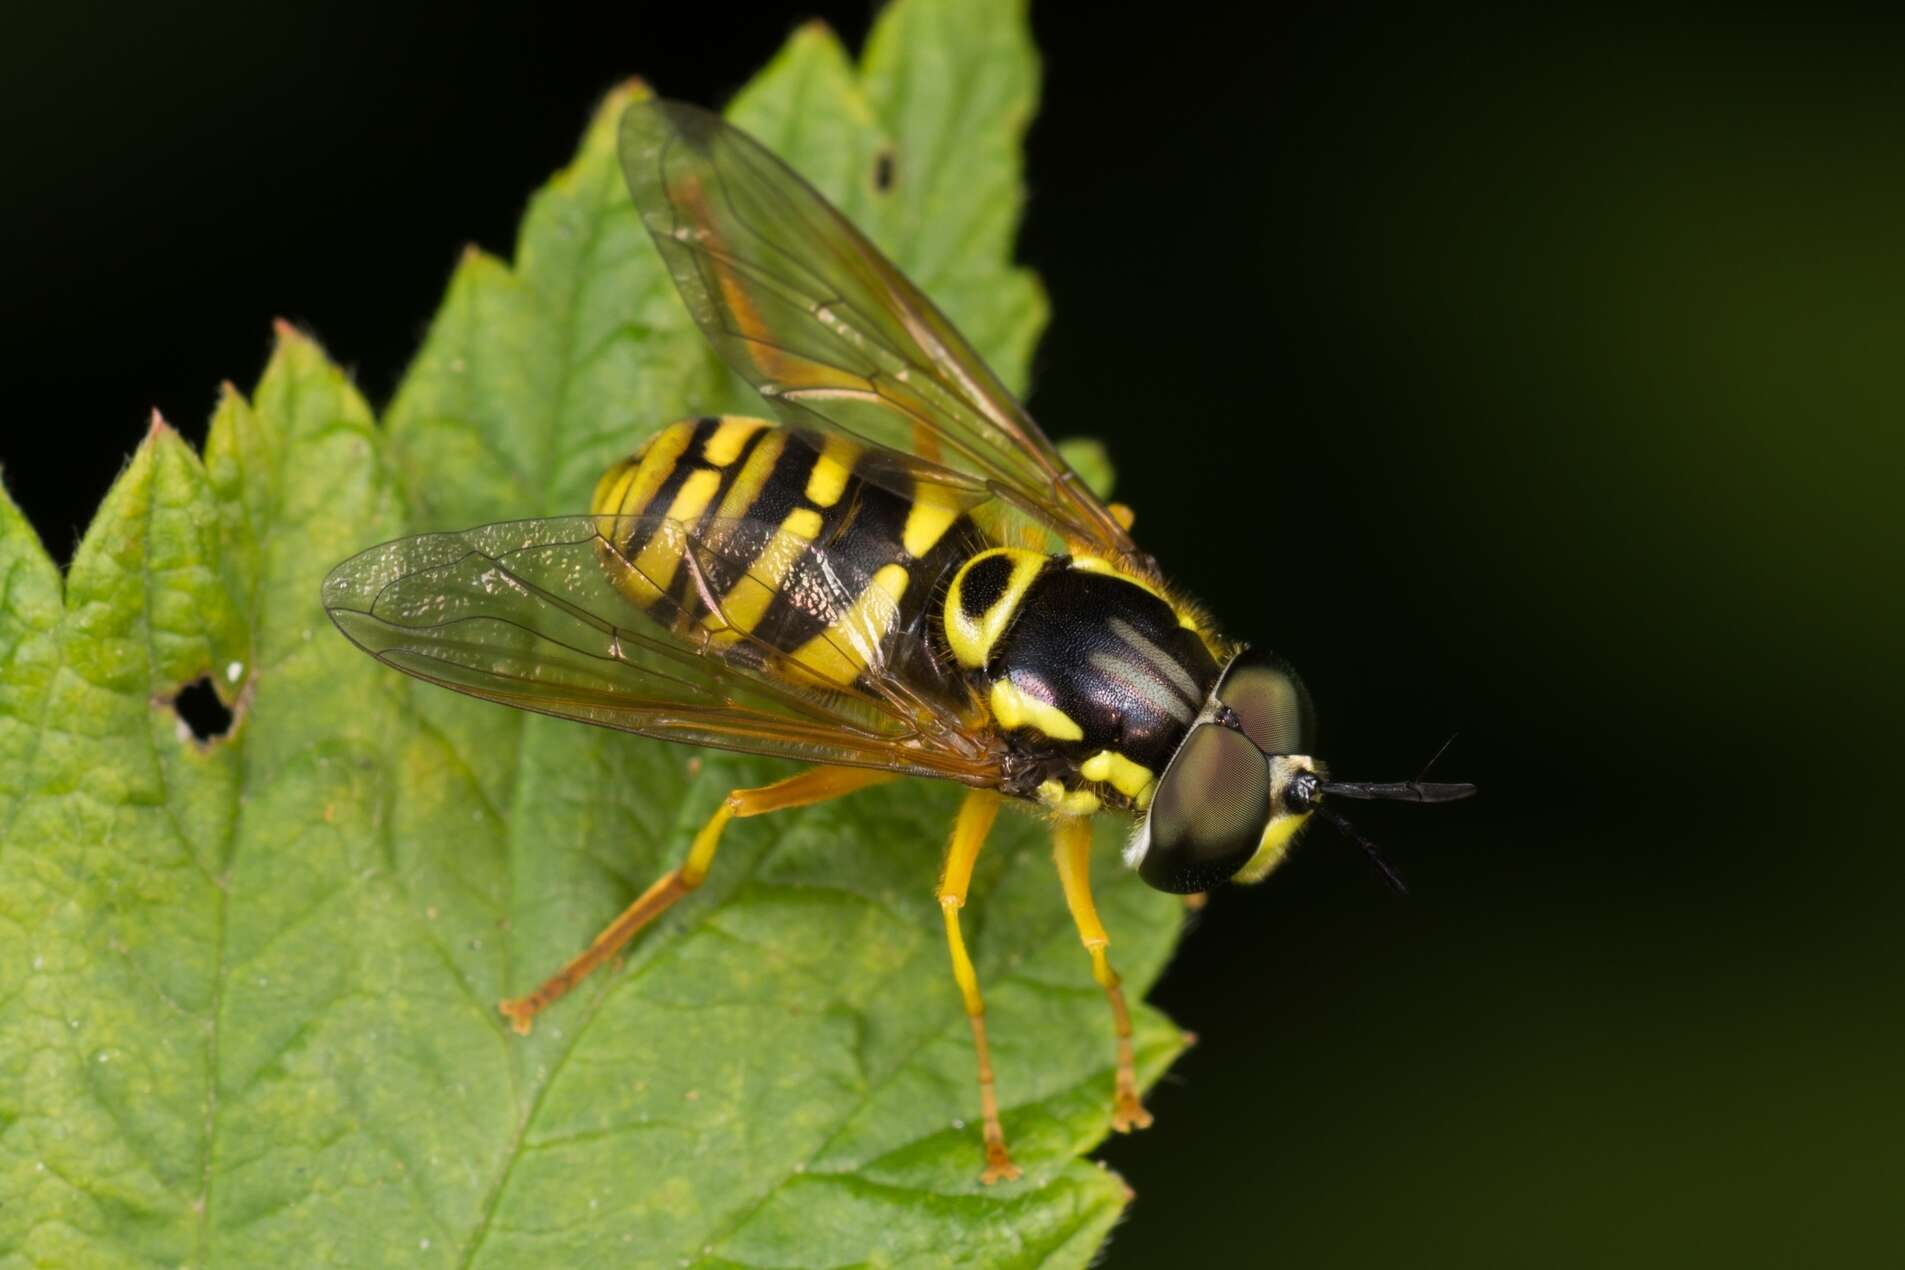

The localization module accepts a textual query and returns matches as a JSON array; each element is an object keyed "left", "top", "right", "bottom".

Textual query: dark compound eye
[
  {"left": 1139, "top": 723, "right": 1270, "bottom": 893},
  {"left": 1216, "top": 649, "right": 1315, "bottom": 756}
]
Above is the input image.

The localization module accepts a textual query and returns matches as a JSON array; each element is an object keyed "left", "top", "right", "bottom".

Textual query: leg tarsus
[
  {"left": 1093, "top": 948, "right": 1154, "bottom": 1132},
  {"left": 498, "top": 869, "right": 692, "bottom": 1034},
  {"left": 1103, "top": 971, "right": 1154, "bottom": 1132},
  {"left": 1055, "top": 817, "right": 1154, "bottom": 1133},
  {"left": 499, "top": 765, "right": 890, "bottom": 1034},
  {"left": 1112, "top": 1092, "right": 1153, "bottom": 1134},
  {"left": 940, "top": 791, "right": 1020, "bottom": 1182},
  {"left": 968, "top": 1012, "right": 1022, "bottom": 1184}
]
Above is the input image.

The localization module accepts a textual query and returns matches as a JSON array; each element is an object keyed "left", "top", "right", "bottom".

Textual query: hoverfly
[{"left": 322, "top": 98, "right": 1473, "bottom": 1182}]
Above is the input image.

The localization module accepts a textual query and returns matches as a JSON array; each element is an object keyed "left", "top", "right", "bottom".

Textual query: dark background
[{"left": 6, "top": 4, "right": 1900, "bottom": 1264}]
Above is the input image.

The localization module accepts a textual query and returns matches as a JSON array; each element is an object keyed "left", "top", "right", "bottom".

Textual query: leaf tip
[
  {"left": 605, "top": 76, "right": 653, "bottom": 105},
  {"left": 146, "top": 408, "right": 173, "bottom": 441},
  {"left": 786, "top": 17, "right": 852, "bottom": 65},
  {"left": 271, "top": 317, "right": 311, "bottom": 349},
  {"left": 588, "top": 78, "right": 653, "bottom": 138}
]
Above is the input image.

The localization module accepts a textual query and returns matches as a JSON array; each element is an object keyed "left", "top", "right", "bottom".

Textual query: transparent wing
[
  {"left": 321, "top": 515, "right": 1003, "bottom": 784},
  {"left": 619, "top": 98, "right": 1140, "bottom": 562}
]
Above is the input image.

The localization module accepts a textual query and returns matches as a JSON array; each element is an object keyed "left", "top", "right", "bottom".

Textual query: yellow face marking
[
  {"left": 786, "top": 562, "right": 910, "bottom": 687},
  {"left": 988, "top": 679, "right": 1084, "bottom": 742},
  {"left": 1079, "top": 750, "right": 1155, "bottom": 802},
  {"left": 804, "top": 435, "right": 860, "bottom": 508},
  {"left": 620, "top": 468, "right": 722, "bottom": 605},
  {"left": 903, "top": 481, "right": 963, "bottom": 558},
  {"left": 944, "top": 548, "right": 1047, "bottom": 671},
  {"left": 1036, "top": 779, "right": 1101, "bottom": 816},
  {"left": 701, "top": 417, "right": 769, "bottom": 467},
  {"left": 1233, "top": 812, "right": 1311, "bottom": 885}
]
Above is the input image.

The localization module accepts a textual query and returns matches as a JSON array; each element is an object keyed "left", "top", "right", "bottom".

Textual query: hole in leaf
[
  {"left": 873, "top": 147, "right": 896, "bottom": 192},
  {"left": 172, "top": 677, "right": 235, "bottom": 742}
]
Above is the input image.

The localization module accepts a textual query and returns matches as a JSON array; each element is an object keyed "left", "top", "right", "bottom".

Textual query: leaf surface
[{"left": 0, "top": 2, "right": 1186, "bottom": 1265}]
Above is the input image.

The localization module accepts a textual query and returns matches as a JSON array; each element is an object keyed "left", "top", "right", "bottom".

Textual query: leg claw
[
  {"left": 1111, "top": 1088, "right": 1153, "bottom": 1133},
  {"left": 981, "top": 1144, "right": 1022, "bottom": 1184},
  {"left": 497, "top": 998, "right": 536, "bottom": 1037}
]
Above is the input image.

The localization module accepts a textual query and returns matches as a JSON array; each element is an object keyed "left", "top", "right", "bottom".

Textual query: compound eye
[
  {"left": 1139, "top": 724, "right": 1271, "bottom": 893},
  {"left": 1216, "top": 649, "right": 1315, "bottom": 756}
]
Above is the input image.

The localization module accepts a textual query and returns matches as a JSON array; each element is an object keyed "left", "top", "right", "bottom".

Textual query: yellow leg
[
  {"left": 938, "top": 789, "right": 1020, "bottom": 1184},
  {"left": 498, "top": 765, "right": 895, "bottom": 1034},
  {"left": 1053, "top": 816, "right": 1153, "bottom": 1132}
]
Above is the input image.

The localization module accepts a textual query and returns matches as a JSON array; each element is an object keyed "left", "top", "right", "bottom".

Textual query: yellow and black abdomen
[{"left": 593, "top": 416, "right": 982, "bottom": 692}]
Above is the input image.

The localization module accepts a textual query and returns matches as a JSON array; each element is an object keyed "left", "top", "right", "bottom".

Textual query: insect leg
[
  {"left": 498, "top": 765, "right": 896, "bottom": 1034},
  {"left": 937, "top": 788, "right": 1021, "bottom": 1184},
  {"left": 1053, "top": 815, "right": 1154, "bottom": 1133}
]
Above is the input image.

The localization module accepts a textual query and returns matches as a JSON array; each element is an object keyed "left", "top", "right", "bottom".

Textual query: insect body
[
  {"left": 323, "top": 99, "right": 1473, "bottom": 1183},
  {"left": 591, "top": 414, "right": 1219, "bottom": 818}
]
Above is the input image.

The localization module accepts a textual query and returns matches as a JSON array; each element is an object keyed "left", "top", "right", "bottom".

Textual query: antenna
[
  {"left": 1414, "top": 731, "right": 1460, "bottom": 784},
  {"left": 1314, "top": 805, "right": 1410, "bottom": 895},
  {"left": 1318, "top": 779, "right": 1476, "bottom": 803}
]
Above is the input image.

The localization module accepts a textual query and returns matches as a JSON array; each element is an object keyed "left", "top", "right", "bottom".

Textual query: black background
[{"left": 6, "top": 3, "right": 1901, "bottom": 1264}]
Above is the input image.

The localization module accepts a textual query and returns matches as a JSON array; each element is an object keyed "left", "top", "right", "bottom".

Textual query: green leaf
[{"left": 0, "top": 1, "right": 1186, "bottom": 1264}]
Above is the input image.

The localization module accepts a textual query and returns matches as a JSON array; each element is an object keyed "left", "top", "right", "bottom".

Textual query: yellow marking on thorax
[
  {"left": 988, "top": 679, "right": 1083, "bottom": 742},
  {"left": 1036, "top": 779, "right": 1101, "bottom": 816},
  {"left": 785, "top": 562, "right": 910, "bottom": 687},
  {"left": 702, "top": 417, "right": 770, "bottom": 466},
  {"left": 944, "top": 548, "right": 1048, "bottom": 671},
  {"left": 805, "top": 435, "right": 861, "bottom": 508},
  {"left": 1080, "top": 750, "right": 1156, "bottom": 806},
  {"left": 903, "top": 481, "right": 963, "bottom": 557},
  {"left": 1068, "top": 554, "right": 1202, "bottom": 633}
]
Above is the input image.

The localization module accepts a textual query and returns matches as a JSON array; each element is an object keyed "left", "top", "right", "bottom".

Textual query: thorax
[{"left": 939, "top": 549, "right": 1224, "bottom": 814}]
